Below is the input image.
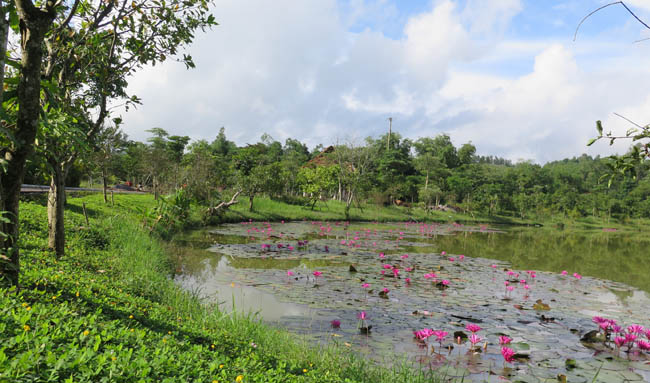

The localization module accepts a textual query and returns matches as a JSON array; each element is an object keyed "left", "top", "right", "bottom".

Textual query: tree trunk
[
  {"left": 424, "top": 171, "right": 429, "bottom": 190},
  {"left": 47, "top": 163, "right": 66, "bottom": 257},
  {"left": 0, "top": 3, "right": 56, "bottom": 286},
  {"left": 248, "top": 194, "right": 254, "bottom": 212},
  {"left": 102, "top": 167, "right": 107, "bottom": 203},
  {"left": 0, "top": 5, "right": 9, "bottom": 106}
]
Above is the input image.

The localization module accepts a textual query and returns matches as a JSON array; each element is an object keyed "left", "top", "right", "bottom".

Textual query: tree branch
[{"left": 574, "top": 1, "right": 650, "bottom": 42}]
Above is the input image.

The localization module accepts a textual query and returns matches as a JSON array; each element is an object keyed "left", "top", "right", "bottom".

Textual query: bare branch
[
  {"left": 613, "top": 112, "right": 646, "bottom": 129},
  {"left": 574, "top": 1, "right": 650, "bottom": 42}
]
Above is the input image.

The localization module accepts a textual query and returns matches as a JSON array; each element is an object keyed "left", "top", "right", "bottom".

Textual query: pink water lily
[
  {"left": 469, "top": 333, "right": 482, "bottom": 347},
  {"left": 413, "top": 328, "right": 434, "bottom": 341},
  {"left": 638, "top": 340, "right": 650, "bottom": 351},
  {"left": 331, "top": 319, "right": 341, "bottom": 328},
  {"left": 313, "top": 271, "right": 322, "bottom": 277},
  {"left": 627, "top": 325, "right": 645, "bottom": 334},
  {"left": 441, "top": 251, "right": 446, "bottom": 256},
  {"left": 357, "top": 311, "right": 367, "bottom": 320},
  {"left": 362, "top": 283, "right": 370, "bottom": 288},
  {"left": 382, "top": 264, "right": 393, "bottom": 269},
  {"left": 561, "top": 270, "right": 568, "bottom": 275},
  {"left": 433, "top": 330, "right": 448, "bottom": 344},
  {"left": 466, "top": 324, "right": 482, "bottom": 333},
  {"left": 441, "top": 280, "right": 450, "bottom": 286},
  {"left": 287, "top": 270, "right": 295, "bottom": 277},
  {"left": 501, "top": 347, "right": 515, "bottom": 363},
  {"left": 614, "top": 336, "right": 627, "bottom": 348},
  {"left": 499, "top": 335, "right": 512, "bottom": 345},
  {"left": 405, "top": 278, "right": 411, "bottom": 284}
]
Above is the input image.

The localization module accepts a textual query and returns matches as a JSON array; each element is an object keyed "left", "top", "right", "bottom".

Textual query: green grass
[
  {"left": 218, "top": 195, "right": 530, "bottom": 226},
  {"left": 1, "top": 193, "right": 447, "bottom": 382}
]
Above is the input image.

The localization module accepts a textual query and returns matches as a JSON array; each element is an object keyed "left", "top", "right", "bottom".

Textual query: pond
[{"left": 170, "top": 221, "right": 650, "bottom": 382}]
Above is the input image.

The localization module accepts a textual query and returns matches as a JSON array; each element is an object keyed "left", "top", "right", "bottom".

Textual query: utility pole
[{"left": 387, "top": 117, "right": 392, "bottom": 150}]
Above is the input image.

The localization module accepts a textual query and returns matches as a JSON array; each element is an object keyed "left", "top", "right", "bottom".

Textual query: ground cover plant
[{"left": 0, "top": 194, "right": 447, "bottom": 383}]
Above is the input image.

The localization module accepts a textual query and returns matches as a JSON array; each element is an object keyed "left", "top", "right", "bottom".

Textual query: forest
[{"left": 24, "top": 125, "right": 650, "bottom": 221}]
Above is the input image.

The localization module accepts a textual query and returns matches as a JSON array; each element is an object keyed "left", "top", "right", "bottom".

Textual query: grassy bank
[
  {"left": 216, "top": 194, "right": 650, "bottom": 231},
  {"left": 1, "top": 194, "right": 442, "bottom": 382}
]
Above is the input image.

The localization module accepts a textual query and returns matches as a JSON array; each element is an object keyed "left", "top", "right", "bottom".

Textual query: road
[{"left": 20, "top": 184, "right": 147, "bottom": 194}]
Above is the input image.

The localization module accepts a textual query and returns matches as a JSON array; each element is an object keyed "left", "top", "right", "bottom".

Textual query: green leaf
[
  {"left": 596, "top": 120, "right": 603, "bottom": 136},
  {"left": 586, "top": 138, "right": 597, "bottom": 146}
]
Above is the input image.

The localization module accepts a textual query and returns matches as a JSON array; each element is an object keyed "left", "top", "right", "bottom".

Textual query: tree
[
  {"left": 458, "top": 142, "right": 477, "bottom": 165},
  {"left": 335, "top": 143, "right": 373, "bottom": 220},
  {"left": 1, "top": 0, "right": 216, "bottom": 284},
  {"left": 1, "top": 0, "right": 58, "bottom": 286},
  {"left": 297, "top": 165, "right": 339, "bottom": 210}
]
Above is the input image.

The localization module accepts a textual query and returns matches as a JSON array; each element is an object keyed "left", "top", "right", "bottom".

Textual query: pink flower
[
  {"left": 524, "top": 284, "right": 530, "bottom": 290},
  {"left": 357, "top": 311, "right": 367, "bottom": 320},
  {"left": 340, "top": 240, "right": 346, "bottom": 245},
  {"left": 561, "top": 270, "right": 568, "bottom": 275},
  {"left": 405, "top": 278, "right": 411, "bottom": 284},
  {"left": 362, "top": 283, "right": 370, "bottom": 288},
  {"left": 499, "top": 336, "right": 512, "bottom": 345},
  {"left": 519, "top": 279, "right": 526, "bottom": 284},
  {"left": 448, "top": 257, "right": 455, "bottom": 262},
  {"left": 469, "top": 333, "right": 481, "bottom": 346},
  {"left": 592, "top": 316, "right": 606, "bottom": 324},
  {"left": 405, "top": 267, "right": 413, "bottom": 272},
  {"left": 382, "top": 288, "right": 389, "bottom": 293},
  {"left": 287, "top": 246, "right": 294, "bottom": 251},
  {"left": 331, "top": 320, "right": 341, "bottom": 328},
  {"left": 501, "top": 347, "right": 515, "bottom": 363},
  {"left": 379, "top": 253, "right": 385, "bottom": 258},
  {"left": 573, "top": 273, "right": 582, "bottom": 280},
  {"left": 625, "top": 333, "right": 637, "bottom": 343},
  {"left": 614, "top": 336, "right": 627, "bottom": 348},
  {"left": 441, "top": 251, "right": 446, "bottom": 256},
  {"left": 466, "top": 324, "right": 482, "bottom": 333},
  {"left": 458, "top": 255, "right": 465, "bottom": 260},
  {"left": 401, "top": 254, "right": 409, "bottom": 259},
  {"left": 287, "top": 270, "right": 295, "bottom": 277},
  {"left": 413, "top": 328, "right": 434, "bottom": 341},
  {"left": 313, "top": 271, "right": 323, "bottom": 277},
  {"left": 382, "top": 264, "right": 393, "bottom": 269},
  {"left": 424, "top": 273, "right": 437, "bottom": 279},
  {"left": 433, "top": 330, "right": 448, "bottom": 343},
  {"left": 491, "top": 264, "right": 497, "bottom": 269},
  {"left": 504, "top": 281, "right": 510, "bottom": 286},
  {"left": 627, "top": 325, "right": 645, "bottom": 334},
  {"left": 637, "top": 340, "right": 650, "bottom": 351},
  {"left": 441, "top": 280, "right": 450, "bottom": 286}
]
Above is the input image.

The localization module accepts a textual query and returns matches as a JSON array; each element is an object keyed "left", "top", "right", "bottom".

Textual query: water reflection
[{"left": 170, "top": 222, "right": 650, "bottom": 382}]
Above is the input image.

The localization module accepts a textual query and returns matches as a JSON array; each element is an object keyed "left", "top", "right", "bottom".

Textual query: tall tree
[{"left": 1, "top": 0, "right": 57, "bottom": 286}]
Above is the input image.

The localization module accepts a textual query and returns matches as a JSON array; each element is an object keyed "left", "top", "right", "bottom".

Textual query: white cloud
[{"left": 119, "top": 0, "right": 649, "bottom": 163}]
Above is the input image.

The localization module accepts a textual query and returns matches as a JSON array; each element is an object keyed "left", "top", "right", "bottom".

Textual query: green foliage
[{"left": 297, "top": 166, "right": 339, "bottom": 209}]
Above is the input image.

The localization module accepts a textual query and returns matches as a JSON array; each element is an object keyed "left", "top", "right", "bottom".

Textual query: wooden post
[
  {"left": 387, "top": 117, "right": 392, "bottom": 150},
  {"left": 82, "top": 202, "right": 90, "bottom": 226},
  {"left": 111, "top": 190, "right": 114, "bottom": 206}
]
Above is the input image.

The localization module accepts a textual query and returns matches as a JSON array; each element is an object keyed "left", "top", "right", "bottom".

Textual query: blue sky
[{"left": 122, "top": 0, "right": 650, "bottom": 163}]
